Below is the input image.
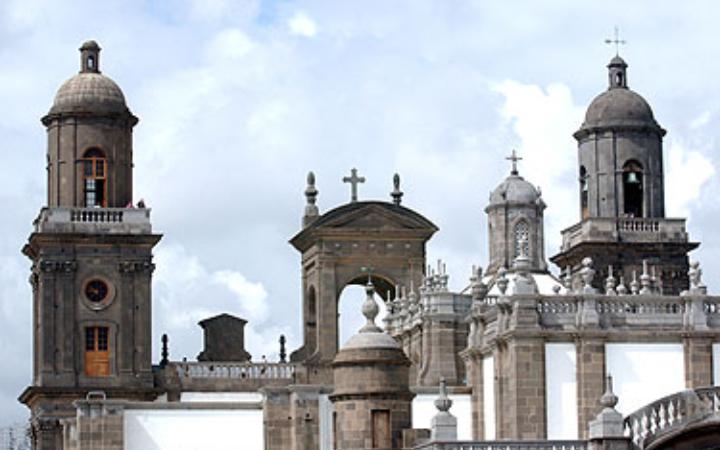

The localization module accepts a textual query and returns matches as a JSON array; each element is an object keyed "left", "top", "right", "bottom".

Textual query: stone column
[
  {"left": 684, "top": 337, "right": 713, "bottom": 389},
  {"left": 262, "top": 387, "right": 292, "bottom": 450},
  {"left": 462, "top": 351, "right": 483, "bottom": 439},
  {"left": 289, "top": 385, "right": 322, "bottom": 450},
  {"left": 577, "top": 338, "right": 605, "bottom": 439},
  {"left": 500, "top": 337, "right": 545, "bottom": 439},
  {"left": 75, "top": 398, "right": 125, "bottom": 450}
]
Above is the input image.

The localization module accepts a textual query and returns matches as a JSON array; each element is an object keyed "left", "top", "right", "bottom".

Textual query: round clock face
[{"left": 85, "top": 279, "right": 109, "bottom": 303}]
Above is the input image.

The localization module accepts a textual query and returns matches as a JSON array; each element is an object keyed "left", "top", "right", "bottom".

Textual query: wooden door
[
  {"left": 371, "top": 410, "right": 391, "bottom": 449},
  {"left": 84, "top": 327, "right": 109, "bottom": 376}
]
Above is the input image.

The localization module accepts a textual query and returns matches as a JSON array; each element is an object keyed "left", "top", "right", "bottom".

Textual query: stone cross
[
  {"left": 605, "top": 26, "right": 626, "bottom": 56},
  {"left": 506, "top": 149, "right": 522, "bottom": 175},
  {"left": 342, "top": 168, "right": 365, "bottom": 203}
]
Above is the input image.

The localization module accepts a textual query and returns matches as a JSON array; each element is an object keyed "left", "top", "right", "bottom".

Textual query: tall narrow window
[
  {"left": 81, "top": 148, "right": 107, "bottom": 207},
  {"left": 623, "top": 160, "right": 643, "bottom": 217},
  {"left": 85, "top": 326, "right": 110, "bottom": 376},
  {"left": 513, "top": 220, "right": 530, "bottom": 259},
  {"left": 579, "top": 166, "right": 589, "bottom": 219}
]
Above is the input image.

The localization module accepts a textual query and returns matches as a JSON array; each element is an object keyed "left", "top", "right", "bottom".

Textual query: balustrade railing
[
  {"left": 537, "top": 299, "right": 578, "bottom": 315},
  {"left": 413, "top": 441, "right": 587, "bottom": 450},
  {"left": 617, "top": 218, "right": 660, "bottom": 233},
  {"left": 70, "top": 208, "right": 125, "bottom": 223},
  {"left": 175, "top": 362, "right": 295, "bottom": 380},
  {"left": 596, "top": 298, "right": 684, "bottom": 315},
  {"left": 623, "top": 386, "right": 720, "bottom": 449}
]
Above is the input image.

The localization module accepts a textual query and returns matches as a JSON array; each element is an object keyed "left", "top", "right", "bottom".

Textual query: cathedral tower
[
  {"left": 552, "top": 56, "right": 697, "bottom": 294},
  {"left": 20, "top": 41, "right": 161, "bottom": 450}
]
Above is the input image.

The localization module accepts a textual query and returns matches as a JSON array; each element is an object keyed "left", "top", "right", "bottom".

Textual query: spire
[{"left": 80, "top": 40, "right": 101, "bottom": 74}]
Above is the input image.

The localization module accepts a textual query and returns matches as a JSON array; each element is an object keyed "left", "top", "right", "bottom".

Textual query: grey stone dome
[
  {"left": 581, "top": 88, "right": 657, "bottom": 129},
  {"left": 50, "top": 73, "right": 128, "bottom": 115},
  {"left": 489, "top": 174, "right": 541, "bottom": 205}
]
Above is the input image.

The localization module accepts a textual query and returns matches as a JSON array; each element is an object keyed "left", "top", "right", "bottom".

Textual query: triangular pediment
[{"left": 320, "top": 205, "right": 427, "bottom": 230}]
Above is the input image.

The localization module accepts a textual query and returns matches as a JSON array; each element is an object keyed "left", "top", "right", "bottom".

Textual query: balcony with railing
[
  {"left": 34, "top": 207, "right": 152, "bottom": 234},
  {"left": 559, "top": 217, "right": 690, "bottom": 251},
  {"left": 166, "top": 361, "right": 296, "bottom": 391}
]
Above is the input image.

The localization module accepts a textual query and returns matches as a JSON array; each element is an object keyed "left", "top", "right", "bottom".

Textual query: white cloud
[
  {"left": 288, "top": 12, "right": 317, "bottom": 37},
  {"left": 665, "top": 140, "right": 715, "bottom": 217}
]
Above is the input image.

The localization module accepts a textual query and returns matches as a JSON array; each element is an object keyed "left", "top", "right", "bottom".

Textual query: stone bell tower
[
  {"left": 19, "top": 41, "right": 161, "bottom": 450},
  {"left": 552, "top": 55, "right": 697, "bottom": 294}
]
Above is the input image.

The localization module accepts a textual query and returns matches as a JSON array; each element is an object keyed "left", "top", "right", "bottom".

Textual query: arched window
[
  {"left": 513, "top": 220, "right": 530, "bottom": 259},
  {"left": 623, "top": 160, "right": 643, "bottom": 217},
  {"left": 82, "top": 148, "right": 107, "bottom": 207},
  {"left": 579, "top": 166, "right": 589, "bottom": 219}
]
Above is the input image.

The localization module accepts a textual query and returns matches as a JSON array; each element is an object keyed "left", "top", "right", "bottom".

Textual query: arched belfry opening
[
  {"left": 579, "top": 165, "right": 589, "bottom": 219},
  {"left": 337, "top": 274, "right": 393, "bottom": 347},
  {"left": 289, "top": 200, "right": 437, "bottom": 370},
  {"left": 623, "top": 160, "right": 644, "bottom": 217}
]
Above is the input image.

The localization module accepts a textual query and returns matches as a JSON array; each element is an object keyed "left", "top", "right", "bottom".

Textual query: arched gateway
[{"left": 289, "top": 200, "right": 438, "bottom": 366}]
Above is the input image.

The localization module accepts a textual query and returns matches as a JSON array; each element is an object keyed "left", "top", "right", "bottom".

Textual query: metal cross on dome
[
  {"left": 343, "top": 168, "right": 366, "bottom": 203},
  {"left": 605, "top": 26, "right": 626, "bottom": 56},
  {"left": 506, "top": 149, "right": 522, "bottom": 175}
]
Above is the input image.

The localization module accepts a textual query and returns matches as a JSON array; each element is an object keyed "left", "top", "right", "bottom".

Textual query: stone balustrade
[
  {"left": 623, "top": 386, "right": 720, "bottom": 449},
  {"left": 413, "top": 441, "right": 587, "bottom": 450},
  {"left": 560, "top": 217, "right": 689, "bottom": 251},
  {"left": 176, "top": 362, "right": 295, "bottom": 380},
  {"left": 34, "top": 207, "right": 152, "bottom": 234}
]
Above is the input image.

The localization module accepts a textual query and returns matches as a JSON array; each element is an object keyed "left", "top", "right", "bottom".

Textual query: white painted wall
[
  {"left": 713, "top": 343, "right": 720, "bottom": 386},
  {"left": 124, "top": 409, "right": 263, "bottom": 450},
  {"left": 180, "top": 392, "right": 263, "bottom": 402},
  {"left": 412, "top": 394, "right": 471, "bottom": 440},
  {"left": 483, "top": 355, "right": 495, "bottom": 440},
  {"left": 545, "top": 343, "right": 577, "bottom": 439},
  {"left": 605, "top": 343, "right": 684, "bottom": 415}
]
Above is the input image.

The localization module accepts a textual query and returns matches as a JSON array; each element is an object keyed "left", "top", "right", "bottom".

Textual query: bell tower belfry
[
  {"left": 289, "top": 172, "right": 437, "bottom": 381},
  {"left": 552, "top": 55, "right": 697, "bottom": 294},
  {"left": 20, "top": 41, "right": 161, "bottom": 450}
]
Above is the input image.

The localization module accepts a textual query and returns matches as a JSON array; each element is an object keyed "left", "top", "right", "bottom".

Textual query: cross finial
[
  {"left": 342, "top": 168, "right": 366, "bottom": 203},
  {"left": 506, "top": 149, "right": 522, "bottom": 175},
  {"left": 604, "top": 26, "right": 626, "bottom": 56}
]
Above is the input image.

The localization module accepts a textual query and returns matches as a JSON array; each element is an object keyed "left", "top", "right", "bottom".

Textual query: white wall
[
  {"left": 483, "top": 355, "right": 495, "bottom": 440},
  {"left": 605, "top": 343, "right": 684, "bottom": 415},
  {"left": 180, "top": 392, "right": 262, "bottom": 402},
  {"left": 124, "top": 409, "right": 263, "bottom": 450},
  {"left": 319, "top": 394, "right": 334, "bottom": 450},
  {"left": 545, "top": 343, "right": 577, "bottom": 439},
  {"left": 412, "top": 394, "right": 472, "bottom": 440}
]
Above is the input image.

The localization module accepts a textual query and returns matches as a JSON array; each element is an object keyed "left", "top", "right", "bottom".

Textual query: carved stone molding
[
  {"left": 119, "top": 260, "right": 155, "bottom": 274},
  {"left": 39, "top": 260, "right": 77, "bottom": 273}
]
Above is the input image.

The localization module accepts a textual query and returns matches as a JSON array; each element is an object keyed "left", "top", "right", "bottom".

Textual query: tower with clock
[{"left": 18, "top": 41, "right": 162, "bottom": 450}]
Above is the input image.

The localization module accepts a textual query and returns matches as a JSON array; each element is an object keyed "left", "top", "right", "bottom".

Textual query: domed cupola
[
  {"left": 42, "top": 40, "right": 136, "bottom": 209},
  {"left": 573, "top": 56, "right": 666, "bottom": 220},
  {"left": 485, "top": 151, "right": 547, "bottom": 276},
  {"left": 577, "top": 56, "right": 665, "bottom": 136}
]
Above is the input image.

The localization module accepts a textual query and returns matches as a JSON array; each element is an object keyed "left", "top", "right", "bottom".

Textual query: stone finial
[
  {"left": 588, "top": 373, "right": 624, "bottom": 440},
  {"left": 630, "top": 271, "right": 640, "bottom": 295},
  {"left": 360, "top": 281, "right": 382, "bottom": 333},
  {"left": 496, "top": 267, "right": 508, "bottom": 295},
  {"left": 599, "top": 375, "right": 618, "bottom": 409},
  {"left": 434, "top": 378, "right": 453, "bottom": 412},
  {"left": 431, "top": 377, "right": 457, "bottom": 441},
  {"left": 160, "top": 334, "right": 169, "bottom": 367},
  {"left": 391, "top": 173, "right": 404, "bottom": 205},
  {"left": 605, "top": 265, "right": 617, "bottom": 296},
  {"left": 581, "top": 257, "right": 597, "bottom": 294},
  {"left": 512, "top": 234, "right": 531, "bottom": 273},
  {"left": 407, "top": 281, "right": 419, "bottom": 317},
  {"left": 617, "top": 276, "right": 628, "bottom": 295},
  {"left": 437, "top": 259, "right": 449, "bottom": 292},
  {"left": 639, "top": 260, "right": 651, "bottom": 295},
  {"left": 279, "top": 335, "right": 287, "bottom": 363},
  {"left": 303, "top": 171, "right": 319, "bottom": 227}
]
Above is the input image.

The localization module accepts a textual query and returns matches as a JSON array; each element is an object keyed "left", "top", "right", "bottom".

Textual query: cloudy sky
[{"left": 1, "top": 0, "right": 719, "bottom": 426}]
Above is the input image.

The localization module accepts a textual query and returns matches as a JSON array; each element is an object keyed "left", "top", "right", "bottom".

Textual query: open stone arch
[{"left": 289, "top": 201, "right": 438, "bottom": 367}]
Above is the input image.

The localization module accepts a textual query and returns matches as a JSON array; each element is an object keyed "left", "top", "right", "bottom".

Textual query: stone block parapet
[{"left": 559, "top": 218, "right": 690, "bottom": 252}]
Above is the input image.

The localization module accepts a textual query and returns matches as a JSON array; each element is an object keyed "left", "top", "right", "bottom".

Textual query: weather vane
[{"left": 605, "top": 26, "right": 626, "bottom": 56}]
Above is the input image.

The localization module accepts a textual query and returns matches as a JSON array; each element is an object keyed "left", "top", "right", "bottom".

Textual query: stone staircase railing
[
  {"left": 175, "top": 362, "right": 295, "bottom": 380},
  {"left": 623, "top": 386, "right": 720, "bottom": 449},
  {"left": 413, "top": 441, "right": 587, "bottom": 450}
]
